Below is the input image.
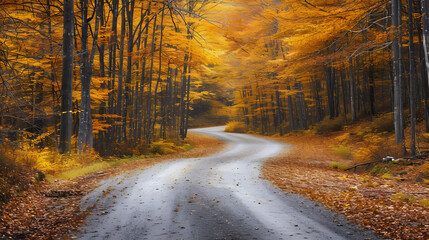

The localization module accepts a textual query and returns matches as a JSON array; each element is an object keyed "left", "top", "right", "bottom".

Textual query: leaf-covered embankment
[
  {"left": 262, "top": 135, "right": 428, "bottom": 240},
  {"left": 0, "top": 132, "right": 224, "bottom": 239}
]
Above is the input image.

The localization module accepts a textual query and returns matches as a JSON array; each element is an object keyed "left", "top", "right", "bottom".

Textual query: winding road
[{"left": 76, "top": 126, "right": 379, "bottom": 240}]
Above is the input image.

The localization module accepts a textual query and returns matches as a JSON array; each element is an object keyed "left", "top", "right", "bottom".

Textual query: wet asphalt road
[{"left": 75, "top": 126, "right": 380, "bottom": 240}]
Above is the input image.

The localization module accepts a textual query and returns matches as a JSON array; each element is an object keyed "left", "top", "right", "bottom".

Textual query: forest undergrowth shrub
[
  {"left": 36, "top": 148, "right": 102, "bottom": 176},
  {"left": 0, "top": 146, "right": 38, "bottom": 205},
  {"left": 111, "top": 142, "right": 140, "bottom": 157},
  {"left": 150, "top": 141, "right": 182, "bottom": 155},
  {"left": 314, "top": 116, "right": 344, "bottom": 135},
  {"left": 225, "top": 121, "right": 247, "bottom": 133},
  {"left": 330, "top": 145, "right": 353, "bottom": 159},
  {"left": 330, "top": 162, "right": 350, "bottom": 170},
  {"left": 354, "top": 132, "right": 402, "bottom": 163},
  {"left": 370, "top": 113, "right": 394, "bottom": 132}
]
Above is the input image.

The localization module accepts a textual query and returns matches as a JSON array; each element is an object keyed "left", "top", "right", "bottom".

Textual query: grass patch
[
  {"left": 181, "top": 144, "right": 194, "bottom": 151},
  {"left": 381, "top": 173, "right": 392, "bottom": 179},
  {"left": 53, "top": 155, "right": 156, "bottom": 180},
  {"left": 369, "top": 165, "right": 389, "bottom": 176},
  {"left": 370, "top": 113, "right": 394, "bottom": 132},
  {"left": 330, "top": 162, "right": 349, "bottom": 170},
  {"left": 150, "top": 141, "right": 184, "bottom": 155},
  {"left": 330, "top": 145, "right": 353, "bottom": 159},
  {"left": 51, "top": 142, "right": 195, "bottom": 180},
  {"left": 391, "top": 193, "right": 417, "bottom": 203},
  {"left": 419, "top": 199, "right": 429, "bottom": 207},
  {"left": 56, "top": 161, "right": 111, "bottom": 180}
]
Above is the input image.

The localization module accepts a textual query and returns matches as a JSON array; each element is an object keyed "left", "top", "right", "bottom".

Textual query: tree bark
[
  {"left": 409, "top": 0, "right": 417, "bottom": 156},
  {"left": 123, "top": 0, "right": 135, "bottom": 142},
  {"left": 116, "top": 3, "right": 126, "bottom": 142},
  {"left": 349, "top": 58, "right": 356, "bottom": 122},
  {"left": 78, "top": 0, "right": 100, "bottom": 152},
  {"left": 59, "top": 0, "right": 74, "bottom": 154},
  {"left": 392, "top": 0, "right": 405, "bottom": 144},
  {"left": 421, "top": 0, "right": 429, "bottom": 84},
  {"left": 146, "top": 13, "right": 157, "bottom": 144}
]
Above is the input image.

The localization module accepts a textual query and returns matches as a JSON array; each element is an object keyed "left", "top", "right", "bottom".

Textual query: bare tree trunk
[
  {"left": 146, "top": 13, "right": 157, "bottom": 144},
  {"left": 287, "top": 85, "right": 295, "bottom": 131},
  {"left": 349, "top": 58, "right": 356, "bottom": 121},
  {"left": 179, "top": 56, "right": 188, "bottom": 139},
  {"left": 137, "top": 2, "right": 151, "bottom": 141},
  {"left": 421, "top": 0, "right": 429, "bottom": 83},
  {"left": 409, "top": 0, "right": 417, "bottom": 156},
  {"left": 184, "top": 58, "right": 192, "bottom": 137},
  {"left": 59, "top": 0, "right": 74, "bottom": 154},
  {"left": 107, "top": 0, "right": 119, "bottom": 151},
  {"left": 78, "top": 0, "right": 100, "bottom": 152},
  {"left": 116, "top": 3, "right": 126, "bottom": 142},
  {"left": 392, "top": 0, "right": 405, "bottom": 145},
  {"left": 275, "top": 89, "right": 283, "bottom": 135},
  {"left": 152, "top": 6, "right": 166, "bottom": 139},
  {"left": 123, "top": 0, "right": 135, "bottom": 142}
]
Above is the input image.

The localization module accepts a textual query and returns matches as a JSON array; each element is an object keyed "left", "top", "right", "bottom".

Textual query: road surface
[{"left": 76, "top": 126, "right": 380, "bottom": 240}]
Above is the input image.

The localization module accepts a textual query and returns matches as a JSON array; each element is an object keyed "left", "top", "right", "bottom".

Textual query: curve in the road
[{"left": 75, "top": 126, "right": 380, "bottom": 240}]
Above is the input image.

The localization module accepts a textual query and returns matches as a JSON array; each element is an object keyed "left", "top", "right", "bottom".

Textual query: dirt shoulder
[
  {"left": 0, "top": 132, "right": 224, "bottom": 239},
  {"left": 262, "top": 135, "right": 428, "bottom": 240}
]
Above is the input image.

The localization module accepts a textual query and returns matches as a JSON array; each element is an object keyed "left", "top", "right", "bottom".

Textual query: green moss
[
  {"left": 391, "top": 193, "right": 417, "bottom": 203},
  {"left": 419, "top": 199, "right": 429, "bottom": 207},
  {"left": 381, "top": 173, "right": 392, "bottom": 179},
  {"left": 330, "top": 162, "right": 350, "bottom": 170}
]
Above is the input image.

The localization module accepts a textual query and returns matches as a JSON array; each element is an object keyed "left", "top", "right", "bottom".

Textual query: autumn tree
[{"left": 59, "top": 0, "right": 75, "bottom": 153}]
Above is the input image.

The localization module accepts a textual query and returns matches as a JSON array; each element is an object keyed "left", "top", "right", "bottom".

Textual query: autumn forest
[{"left": 1, "top": 0, "right": 429, "bottom": 239}]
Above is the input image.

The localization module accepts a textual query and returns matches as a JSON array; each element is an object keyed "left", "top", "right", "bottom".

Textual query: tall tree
[
  {"left": 59, "top": 0, "right": 74, "bottom": 154},
  {"left": 392, "top": 0, "right": 405, "bottom": 145},
  {"left": 78, "top": 0, "right": 101, "bottom": 152},
  {"left": 409, "top": 0, "right": 417, "bottom": 156}
]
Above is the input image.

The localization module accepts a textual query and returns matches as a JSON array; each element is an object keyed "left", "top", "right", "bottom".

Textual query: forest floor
[
  {"left": 262, "top": 133, "right": 429, "bottom": 240},
  {"left": 0, "top": 132, "right": 224, "bottom": 239}
]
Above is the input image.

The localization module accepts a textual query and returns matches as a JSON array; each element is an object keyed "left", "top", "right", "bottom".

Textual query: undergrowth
[
  {"left": 314, "top": 116, "right": 344, "bottom": 135},
  {"left": 330, "top": 162, "right": 349, "bottom": 170},
  {"left": 1, "top": 137, "right": 195, "bottom": 206},
  {"left": 0, "top": 146, "right": 42, "bottom": 206},
  {"left": 225, "top": 121, "right": 247, "bottom": 133},
  {"left": 330, "top": 145, "right": 353, "bottom": 159}
]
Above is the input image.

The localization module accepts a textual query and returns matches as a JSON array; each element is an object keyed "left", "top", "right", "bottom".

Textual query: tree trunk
[
  {"left": 116, "top": 3, "right": 126, "bottom": 142},
  {"left": 78, "top": 0, "right": 100, "bottom": 152},
  {"left": 287, "top": 85, "right": 295, "bottom": 131},
  {"left": 146, "top": 13, "right": 157, "bottom": 144},
  {"left": 59, "top": 0, "right": 74, "bottom": 154},
  {"left": 421, "top": 0, "right": 429, "bottom": 84},
  {"left": 151, "top": 6, "right": 166, "bottom": 138},
  {"left": 107, "top": 0, "right": 119, "bottom": 151},
  {"left": 137, "top": 2, "right": 151, "bottom": 141},
  {"left": 392, "top": 0, "right": 405, "bottom": 144},
  {"left": 123, "top": 0, "right": 135, "bottom": 142},
  {"left": 409, "top": 0, "right": 417, "bottom": 157}
]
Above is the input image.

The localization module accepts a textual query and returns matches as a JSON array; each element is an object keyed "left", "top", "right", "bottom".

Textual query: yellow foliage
[
  {"left": 149, "top": 141, "right": 188, "bottom": 155},
  {"left": 330, "top": 145, "right": 353, "bottom": 159},
  {"left": 225, "top": 121, "right": 247, "bottom": 133},
  {"left": 35, "top": 149, "right": 101, "bottom": 175}
]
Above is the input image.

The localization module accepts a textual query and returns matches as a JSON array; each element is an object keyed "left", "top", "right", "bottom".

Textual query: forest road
[{"left": 75, "top": 126, "right": 380, "bottom": 240}]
